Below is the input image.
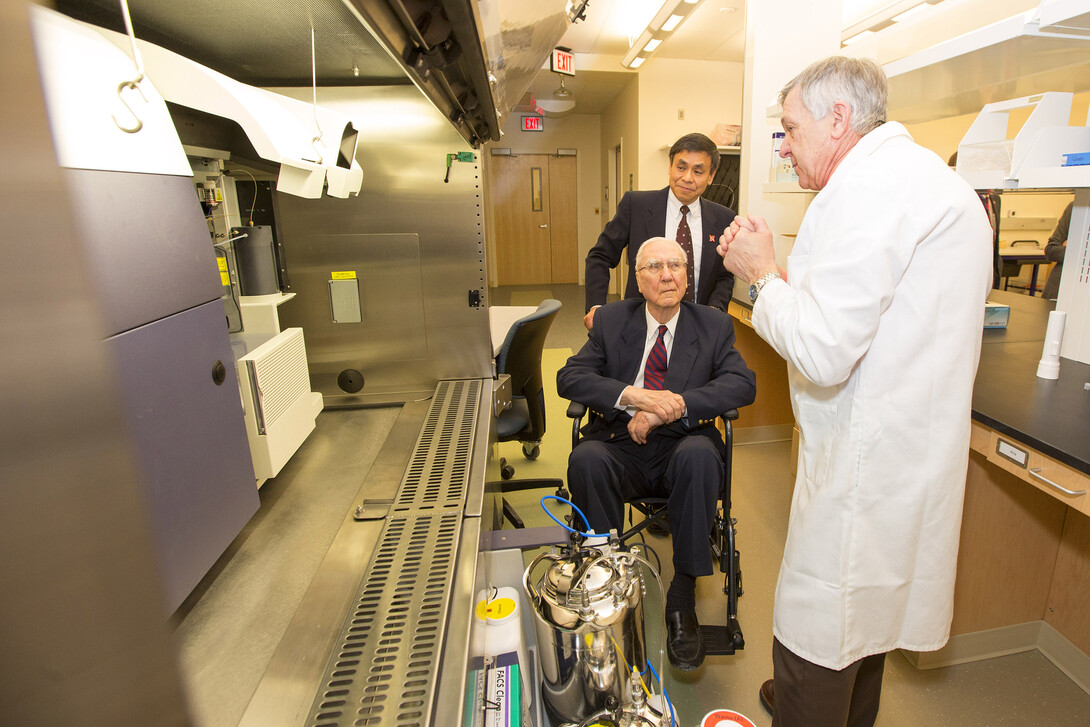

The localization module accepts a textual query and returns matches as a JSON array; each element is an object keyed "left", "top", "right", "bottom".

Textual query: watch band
[{"left": 751, "top": 271, "right": 781, "bottom": 302}]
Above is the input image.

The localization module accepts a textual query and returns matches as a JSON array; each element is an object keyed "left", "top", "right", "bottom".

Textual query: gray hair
[
  {"left": 635, "top": 237, "right": 687, "bottom": 268},
  {"left": 779, "top": 56, "right": 888, "bottom": 135}
]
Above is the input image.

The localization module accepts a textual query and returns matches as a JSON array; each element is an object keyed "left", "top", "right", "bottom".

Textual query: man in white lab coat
[{"left": 719, "top": 57, "right": 993, "bottom": 726}]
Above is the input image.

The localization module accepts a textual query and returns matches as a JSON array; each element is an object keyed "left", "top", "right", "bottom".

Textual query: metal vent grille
[
  {"left": 392, "top": 379, "right": 479, "bottom": 513},
  {"left": 307, "top": 512, "right": 462, "bottom": 727}
]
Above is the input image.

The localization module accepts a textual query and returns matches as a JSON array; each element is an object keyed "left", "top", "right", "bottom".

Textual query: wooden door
[
  {"left": 492, "top": 153, "right": 579, "bottom": 285},
  {"left": 493, "top": 154, "right": 552, "bottom": 285},
  {"left": 548, "top": 155, "right": 577, "bottom": 284}
]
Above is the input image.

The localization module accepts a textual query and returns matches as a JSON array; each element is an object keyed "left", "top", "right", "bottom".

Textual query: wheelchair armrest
[{"left": 567, "top": 401, "right": 587, "bottom": 451}]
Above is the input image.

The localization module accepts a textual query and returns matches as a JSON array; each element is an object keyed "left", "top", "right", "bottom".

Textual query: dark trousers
[
  {"left": 771, "top": 637, "right": 887, "bottom": 727},
  {"left": 566, "top": 428, "right": 722, "bottom": 576}
]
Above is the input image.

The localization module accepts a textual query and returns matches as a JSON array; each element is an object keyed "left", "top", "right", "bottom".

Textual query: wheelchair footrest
[{"left": 701, "top": 621, "right": 745, "bottom": 656}]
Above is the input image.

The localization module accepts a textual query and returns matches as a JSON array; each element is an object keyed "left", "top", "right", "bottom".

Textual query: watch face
[{"left": 748, "top": 283, "right": 758, "bottom": 303}]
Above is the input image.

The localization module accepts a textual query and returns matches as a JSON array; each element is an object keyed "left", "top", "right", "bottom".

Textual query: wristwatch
[{"left": 748, "top": 272, "right": 781, "bottom": 303}]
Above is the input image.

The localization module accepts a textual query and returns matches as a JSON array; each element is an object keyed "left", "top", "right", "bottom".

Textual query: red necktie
[
  {"left": 643, "top": 325, "right": 668, "bottom": 390},
  {"left": 677, "top": 205, "right": 696, "bottom": 302}
]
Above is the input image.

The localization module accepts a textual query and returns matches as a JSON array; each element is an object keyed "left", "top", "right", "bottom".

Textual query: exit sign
[
  {"left": 551, "top": 48, "right": 575, "bottom": 76},
  {"left": 522, "top": 116, "right": 543, "bottom": 132}
]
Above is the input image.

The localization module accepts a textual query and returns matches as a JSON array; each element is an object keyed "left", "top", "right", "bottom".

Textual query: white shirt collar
[
  {"left": 667, "top": 189, "right": 701, "bottom": 220},
  {"left": 644, "top": 305, "right": 680, "bottom": 343}
]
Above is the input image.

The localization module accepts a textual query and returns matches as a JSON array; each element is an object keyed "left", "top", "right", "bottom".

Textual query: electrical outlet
[{"left": 678, "top": 108, "right": 686, "bottom": 120}]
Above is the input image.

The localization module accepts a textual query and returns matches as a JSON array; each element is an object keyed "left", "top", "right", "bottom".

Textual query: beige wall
[
  {"left": 635, "top": 58, "right": 745, "bottom": 191},
  {"left": 600, "top": 75, "right": 640, "bottom": 200},
  {"left": 599, "top": 75, "right": 640, "bottom": 293},
  {"left": 483, "top": 112, "right": 602, "bottom": 286}
]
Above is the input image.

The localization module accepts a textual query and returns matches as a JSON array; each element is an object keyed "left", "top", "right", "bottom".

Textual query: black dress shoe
[
  {"left": 665, "top": 609, "right": 705, "bottom": 670},
  {"left": 759, "top": 678, "right": 774, "bottom": 715}
]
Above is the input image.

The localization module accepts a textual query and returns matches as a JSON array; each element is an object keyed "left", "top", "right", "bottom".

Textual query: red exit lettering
[
  {"left": 551, "top": 48, "right": 575, "bottom": 76},
  {"left": 522, "top": 116, "right": 543, "bottom": 132}
]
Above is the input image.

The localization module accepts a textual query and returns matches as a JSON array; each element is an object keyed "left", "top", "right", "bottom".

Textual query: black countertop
[{"left": 974, "top": 290, "right": 1090, "bottom": 475}]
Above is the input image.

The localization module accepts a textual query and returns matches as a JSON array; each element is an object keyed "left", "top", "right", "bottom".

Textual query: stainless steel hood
[{"left": 55, "top": 0, "right": 571, "bottom": 147}]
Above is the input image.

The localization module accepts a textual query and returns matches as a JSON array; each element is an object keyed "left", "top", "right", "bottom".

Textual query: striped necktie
[{"left": 643, "top": 325, "right": 669, "bottom": 390}]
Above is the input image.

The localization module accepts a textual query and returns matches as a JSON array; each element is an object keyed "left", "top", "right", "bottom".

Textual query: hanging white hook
[
  {"left": 113, "top": 79, "right": 146, "bottom": 134},
  {"left": 112, "top": 0, "right": 147, "bottom": 134}
]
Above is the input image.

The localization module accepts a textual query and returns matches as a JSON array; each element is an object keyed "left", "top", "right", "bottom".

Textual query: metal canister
[{"left": 523, "top": 544, "right": 648, "bottom": 724}]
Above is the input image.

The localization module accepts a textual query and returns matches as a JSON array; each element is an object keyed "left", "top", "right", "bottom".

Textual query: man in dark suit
[
  {"left": 558, "top": 237, "right": 756, "bottom": 670},
  {"left": 584, "top": 133, "right": 737, "bottom": 330}
]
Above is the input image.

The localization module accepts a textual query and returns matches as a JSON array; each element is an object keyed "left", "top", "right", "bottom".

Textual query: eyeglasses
[{"left": 637, "top": 259, "right": 687, "bottom": 275}]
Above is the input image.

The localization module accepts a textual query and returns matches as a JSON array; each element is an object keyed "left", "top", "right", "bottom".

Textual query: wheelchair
[{"left": 565, "top": 401, "right": 745, "bottom": 655}]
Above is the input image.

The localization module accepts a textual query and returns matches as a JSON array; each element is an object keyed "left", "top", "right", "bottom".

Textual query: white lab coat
[{"left": 754, "top": 122, "right": 993, "bottom": 670}]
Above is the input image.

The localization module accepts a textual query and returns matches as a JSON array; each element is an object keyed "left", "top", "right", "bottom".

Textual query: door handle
[{"left": 539, "top": 224, "right": 548, "bottom": 229}]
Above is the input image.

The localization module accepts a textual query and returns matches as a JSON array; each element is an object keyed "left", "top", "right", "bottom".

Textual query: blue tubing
[
  {"left": 539, "top": 494, "right": 597, "bottom": 538},
  {"left": 646, "top": 660, "right": 675, "bottom": 727}
]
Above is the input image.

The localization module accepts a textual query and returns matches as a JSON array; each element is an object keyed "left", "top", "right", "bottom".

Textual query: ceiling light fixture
[
  {"left": 621, "top": 0, "right": 706, "bottom": 69},
  {"left": 841, "top": 0, "right": 945, "bottom": 45},
  {"left": 553, "top": 75, "right": 573, "bottom": 98}
]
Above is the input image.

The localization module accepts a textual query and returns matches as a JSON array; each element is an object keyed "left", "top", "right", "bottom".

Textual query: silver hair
[
  {"left": 635, "top": 237, "right": 687, "bottom": 268},
  {"left": 779, "top": 56, "right": 888, "bottom": 135}
]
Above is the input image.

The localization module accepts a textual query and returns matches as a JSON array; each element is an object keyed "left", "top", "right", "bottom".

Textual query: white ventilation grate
[{"left": 243, "top": 328, "right": 311, "bottom": 432}]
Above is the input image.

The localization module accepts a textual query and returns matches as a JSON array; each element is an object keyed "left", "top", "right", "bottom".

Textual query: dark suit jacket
[
  {"left": 557, "top": 299, "right": 756, "bottom": 443},
  {"left": 585, "top": 188, "right": 737, "bottom": 313}
]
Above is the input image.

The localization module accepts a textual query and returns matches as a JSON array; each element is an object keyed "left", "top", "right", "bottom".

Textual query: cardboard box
[
  {"left": 712, "top": 123, "right": 742, "bottom": 147},
  {"left": 985, "top": 303, "right": 1010, "bottom": 328}
]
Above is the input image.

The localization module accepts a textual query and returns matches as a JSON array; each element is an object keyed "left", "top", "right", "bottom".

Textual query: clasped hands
[
  {"left": 621, "top": 386, "right": 685, "bottom": 445},
  {"left": 717, "top": 213, "right": 781, "bottom": 285}
]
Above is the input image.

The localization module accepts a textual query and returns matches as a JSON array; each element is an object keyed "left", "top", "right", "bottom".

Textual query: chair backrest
[{"left": 496, "top": 299, "right": 562, "bottom": 438}]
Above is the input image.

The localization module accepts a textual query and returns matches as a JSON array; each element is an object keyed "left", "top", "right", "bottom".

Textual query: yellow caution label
[
  {"left": 485, "top": 597, "right": 517, "bottom": 620},
  {"left": 331, "top": 270, "right": 357, "bottom": 280},
  {"left": 476, "top": 596, "right": 517, "bottom": 621},
  {"left": 217, "top": 257, "right": 228, "bottom": 272},
  {"left": 220, "top": 271, "right": 231, "bottom": 286}
]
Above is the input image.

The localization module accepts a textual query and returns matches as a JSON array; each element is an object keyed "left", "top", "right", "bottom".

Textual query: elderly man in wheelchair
[{"left": 557, "top": 236, "right": 756, "bottom": 671}]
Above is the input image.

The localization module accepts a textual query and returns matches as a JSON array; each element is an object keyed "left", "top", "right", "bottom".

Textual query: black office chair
[
  {"left": 495, "top": 299, "right": 562, "bottom": 479},
  {"left": 1001, "top": 240, "right": 1037, "bottom": 291},
  {"left": 566, "top": 401, "right": 745, "bottom": 655}
]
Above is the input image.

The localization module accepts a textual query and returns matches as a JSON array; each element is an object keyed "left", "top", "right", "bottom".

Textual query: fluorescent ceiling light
[
  {"left": 892, "top": 4, "right": 932, "bottom": 23},
  {"left": 621, "top": 0, "right": 706, "bottom": 69},
  {"left": 841, "top": 0, "right": 946, "bottom": 44},
  {"left": 842, "top": 29, "right": 875, "bottom": 45},
  {"left": 662, "top": 14, "right": 684, "bottom": 32}
]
